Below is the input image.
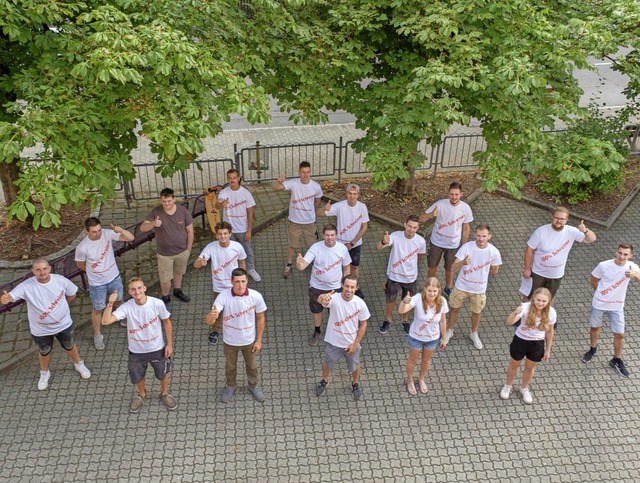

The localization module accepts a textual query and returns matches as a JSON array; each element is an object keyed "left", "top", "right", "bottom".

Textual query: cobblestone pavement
[{"left": 1, "top": 180, "right": 640, "bottom": 481}]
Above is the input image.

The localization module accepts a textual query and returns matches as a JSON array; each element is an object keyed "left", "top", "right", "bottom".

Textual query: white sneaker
[
  {"left": 520, "top": 387, "right": 533, "bottom": 404},
  {"left": 38, "top": 370, "right": 51, "bottom": 391},
  {"left": 469, "top": 332, "right": 483, "bottom": 350},
  {"left": 247, "top": 269, "right": 262, "bottom": 282},
  {"left": 74, "top": 361, "right": 91, "bottom": 379},
  {"left": 500, "top": 385, "right": 512, "bottom": 400},
  {"left": 445, "top": 329, "right": 454, "bottom": 344},
  {"left": 94, "top": 334, "right": 105, "bottom": 351}
]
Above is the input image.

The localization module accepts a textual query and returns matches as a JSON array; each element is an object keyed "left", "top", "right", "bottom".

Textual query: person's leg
[
  {"left": 444, "top": 270, "right": 453, "bottom": 289},
  {"left": 160, "top": 373, "right": 170, "bottom": 396},
  {"left": 471, "top": 312, "right": 482, "bottom": 333},
  {"left": 157, "top": 254, "right": 174, "bottom": 297},
  {"left": 88, "top": 283, "right": 107, "bottom": 337},
  {"left": 418, "top": 348, "right": 435, "bottom": 381},
  {"left": 135, "top": 380, "right": 146, "bottom": 398},
  {"left": 350, "top": 265, "right": 359, "bottom": 279},
  {"left": 590, "top": 327, "right": 600, "bottom": 347},
  {"left": 322, "top": 363, "right": 330, "bottom": 382},
  {"left": 65, "top": 344, "right": 81, "bottom": 364},
  {"left": 38, "top": 352, "right": 52, "bottom": 372},
  {"left": 286, "top": 246, "right": 295, "bottom": 264},
  {"left": 520, "top": 358, "right": 538, "bottom": 389},
  {"left": 173, "top": 272, "right": 184, "bottom": 291},
  {"left": 427, "top": 266, "right": 438, "bottom": 278},
  {"left": 505, "top": 358, "right": 521, "bottom": 386},
  {"left": 405, "top": 347, "right": 420, "bottom": 382},
  {"left": 313, "top": 312, "right": 323, "bottom": 329},
  {"left": 242, "top": 343, "right": 259, "bottom": 387},
  {"left": 223, "top": 343, "right": 240, "bottom": 387},
  {"left": 613, "top": 333, "right": 624, "bottom": 359},
  {"left": 448, "top": 308, "right": 461, "bottom": 330},
  {"left": 91, "top": 310, "right": 103, "bottom": 336},
  {"left": 351, "top": 364, "right": 361, "bottom": 384}
]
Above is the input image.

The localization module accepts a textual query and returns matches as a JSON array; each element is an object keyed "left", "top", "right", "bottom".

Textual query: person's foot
[
  {"left": 352, "top": 383, "right": 363, "bottom": 401},
  {"left": 315, "top": 379, "right": 328, "bottom": 396},
  {"left": 173, "top": 289, "right": 190, "bottom": 303},
  {"left": 379, "top": 320, "right": 391, "bottom": 334},
  {"left": 445, "top": 328, "right": 454, "bottom": 344},
  {"left": 248, "top": 385, "right": 266, "bottom": 402},
  {"left": 443, "top": 287, "right": 452, "bottom": 300},
  {"left": 610, "top": 358, "right": 630, "bottom": 377},
  {"left": 282, "top": 264, "right": 293, "bottom": 279},
  {"left": 159, "top": 393, "right": 178, "bottom": 411},
  {"left": 37, "top": 370, "right": 51, "bottom": 391},
  {"left": 119, "top": 318, "right": 128, "bottom": 327},
  {"left": 161, "top": 295, "right": 171, "bottom": 305},
  {"left": 247, "top": 269, "right": 262, "bottom": 282},
  {"left": 582, "top": 347, "right": 597, "bottom": 363},
  {"left": 499, "top": 385, "right": 512, "bottom": 400},
  {"left": 309, "top": 330, "right": 322, "bottom": 346},
  {"left": 520, "top": 387, "right": 533, "bottom": 404},
  {"left": 418, "top": 379, "right": 428, "bottom": 394},
  {"left": 129, "top": 394, "right": 145, "bottom": 413},
  {"left": 208, "top": 331, "right": 219, "bottom": 346},
  {"left": 407, "top": 380, "right": 417, "bottom": 396},
  {"left": 402, "top": 322, "right": 410, "bottom": 335},
  {"left": 221, "top": 386, "right": 237, "bottom": 403},
  {"left": 74, "top": 361, "right": 91, "bottom": 379},
  {"left": 94, "top": 334, "right": 105, "bottom": 351},
  {"left": 469, "top": 332, "right": 483, "bottom": 350}
]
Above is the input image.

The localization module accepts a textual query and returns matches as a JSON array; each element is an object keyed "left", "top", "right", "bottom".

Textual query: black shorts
[
  {"left": 308, "top": 286, "right": 334, "bottom": 314},
  {"left": 384, "top": 279, "right": 417, "bottom": 304},
  {"left": 427, "top": 242, "right": 458, "bottom": 271},
  {"left": 528, "top": 272, "right": 562, "bottom": 299},
  {"left": 348, "top": 245, "right": 362, "bottom": 267},
  {"left": 128, "top": 348, "right": 170, "bottom": 384},
  {"left": 510, "top": 335, "right": 545, "bottom": 362},
  {"left": 32, "top": 324, "right": 76, "bottom": 356}
]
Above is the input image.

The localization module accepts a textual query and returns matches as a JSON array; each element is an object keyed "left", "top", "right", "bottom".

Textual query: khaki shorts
[
  {"left": 157, "top": 249, "right": 190, "bottom": 283},
  {"left": 287, "top": 222, "right": 317, "bottom": 249},
  {"left": 449, "top": 287, "right": 486, "bottom": 314}
]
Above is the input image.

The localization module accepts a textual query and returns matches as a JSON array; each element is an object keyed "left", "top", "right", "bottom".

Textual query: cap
[{"left": 345, "top": 183, "right": 360, "bottom": 193}]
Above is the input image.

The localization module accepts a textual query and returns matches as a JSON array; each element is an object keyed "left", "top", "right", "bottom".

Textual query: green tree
[
  {"left": 0, "top": 0, "right": 271, "bottom": 228},
  {"left": 245, "top": 0, "right": 639, "bottom": 196}
]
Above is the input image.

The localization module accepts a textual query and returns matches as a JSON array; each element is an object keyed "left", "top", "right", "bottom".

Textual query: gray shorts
[
  {"left": 324, "top": 342, "right": 361, "bottom": 372},
  {"left": 31, "top": 324, "right": 76, "bottom": 356},
  {"left": 128, "top": 348, "right": 170, "bottom": 384},
  {"left": 427, "top": 242, "right": 457, "bottom": 271}
]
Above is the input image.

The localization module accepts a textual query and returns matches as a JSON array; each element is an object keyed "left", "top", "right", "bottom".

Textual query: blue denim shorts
[
  {"left": 89, "top": 276, "right": 123, "bottom": 311},
  {"left": 406, "top": 335, "right": 440, "bottom": 351},
  {"left": 590, "top": 307, "right": 625, "bottom": 334}
]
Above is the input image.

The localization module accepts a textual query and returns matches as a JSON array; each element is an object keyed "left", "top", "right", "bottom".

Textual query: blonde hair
[
  {"left": 524, "top": 287, "right": 552, "bottom": 332},
  {"left": 421, "top": 277, "right": 443, "bottom": 314}
]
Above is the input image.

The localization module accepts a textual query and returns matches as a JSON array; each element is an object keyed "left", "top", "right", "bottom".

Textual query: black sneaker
[
  {"left": 379, "top": 320, "right": 391, "bottom": 334},
  {"left": 582, "top": 347, "right": 597, "bottom": 363},
  {"left": 610, "top": 358, "right": 630, "bottom": 377},
  {"left": 173, "top": 289, "right": 190, "bottom": 303},
  {"left": 208, "top": 331, "right": 219, "bottom": 346},
  {"left": 402, "top": 322, "right": 410, "bottom": 335},
  {"left": 161, "top": 295, "right": 171, "bottom": 305},
  {"left": 352, "top": 383, "right": 363, "bottom": 401},
  {"left": 355, "top": 288, "right": 365, "bottom": 299},
  {"left": 443, "top": 288, "right": 452, "bottom": 301},
  {"left": 315, "top": 379, "right": 328, "bottom": 396}
]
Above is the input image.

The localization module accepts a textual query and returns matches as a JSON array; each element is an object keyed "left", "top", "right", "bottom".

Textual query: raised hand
[
  {"left": 209, "top": 306, "right": 220, "bottom": 322},
  {"left": 1, "top": 290, "right": 11, "bottom": 305},
  {"left": 463, "top": 255, "right": 471, "bottom": 266},
  {"left": 321, "top": 290, "right": 335, "bottom": 304},
  {"left": 277, "top": 175, "right": 286, "bottom": 184},
  {"left": 432, "top": 207, "right": 439, "bottom": 218},
  {"left": 515, "top": 303, "right": 524, "bottom": 315},
  {"left": 197, "top": 257, "right": 208, "bottom": 268},
  {"left": 154, "top": 216, "right": 162, "bottom": 228},
  {"left": 403, "top": 291, "right": 412, "bottom": 304},
  {"left": 324, "top": 200, "right": 331, "bottom": 211},
  {"left": 110, "top": 224, "right": 123, "bottom": 233},
  {"left": 108, "top": 290, "right": 118, "bottom": 304},
  {"left": 382, "top": 231, "right": 390, "bottom": 245},
  {"left": 578, "top": 220, "right": 586, "bottom": 232}
]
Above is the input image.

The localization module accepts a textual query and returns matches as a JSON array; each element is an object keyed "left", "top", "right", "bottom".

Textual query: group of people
[{"left": 3, "top": 162, "right": 639, "bottom": 410}]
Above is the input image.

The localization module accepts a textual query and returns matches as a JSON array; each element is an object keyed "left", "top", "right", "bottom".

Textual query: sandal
[
  {"left": 418, "top": 380, "right": 428, "bottom": 394},
  {"left": 407, "top": 381, "right": 417, "bottom": 396}
]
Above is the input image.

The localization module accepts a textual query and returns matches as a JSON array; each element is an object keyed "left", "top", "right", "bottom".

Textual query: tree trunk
[
  {"left": 0, "top": 157, "right": 21, "bottom": 206},
  {"left": 392, "top": 165, "right": 416, "bottom": 196}
]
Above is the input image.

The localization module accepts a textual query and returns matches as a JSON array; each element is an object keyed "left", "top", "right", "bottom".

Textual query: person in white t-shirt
[
  {"left": 500, "top": 288, "right": 556, "bottom": 405},
  {"left": 272, "top": 161, "right": 323, "bottom": 279},
  {"left": 1, "top": 258, "right": 91, "bottom": 391},
  {"left": 206, "top": 268, "right": 267, "bottom": 403},
  {"left": 581, "top": 244, "right": 640, "bottom": 377},
  {"left": 194, "top": 221, "right": 247, "bottom": 346},
  {"left": 376, "top": 215, "right": 427, "bottom": 335},
  {"left": 420, "top": 182, "right": 473, "bottom": 298},
  {"left": 314, "top": 275, "right": 370, "bottom": 401},
  {"left": 523, "top": 206, "right": 596, "bottom": 300},
  {"left": 399, "top": 277, "right": 448, "bottom": 396},
  {"left": 75, "top": 217, "right": 134, "bottom": 350},
  {"left": 318, "top": 183, "right": 369, "bottom": 292},
  {"left": 296, "top": 224, "right": 352, "bottom": 346},
  {"left": 217, "top": 169, "right": 261, "bottom": 282},
  {"left": 446, "top": 225, "right": 502, "bottom": 350},
  {"left": 102, "top": 277, "right": 177, "bottom": 413}
]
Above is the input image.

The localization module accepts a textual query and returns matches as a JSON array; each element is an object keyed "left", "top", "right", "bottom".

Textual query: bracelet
[
  {"left": 582, "top": 229, "right": 589, "bottom": 234},
  {"left": 107, "top": 304, "right": 113, "bottom": 307},
  {"left": 380, "top": 239, "right": 387, "bottom": 245}
]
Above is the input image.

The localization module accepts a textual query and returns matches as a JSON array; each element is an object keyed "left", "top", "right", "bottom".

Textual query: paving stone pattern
[{"left": 1, "top": 180, "right": 640, "bottom": 481}]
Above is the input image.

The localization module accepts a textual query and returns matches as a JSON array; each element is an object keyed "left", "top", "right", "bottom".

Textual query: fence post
[
  {"left": 338, "top": 136, "right": 343, "bottom": 183},
  {"left": 123, "top": 177, "right": 133, "bottom": 209},
  {"left": 255, "top": 141, "right": 263, "bottom": 183}
]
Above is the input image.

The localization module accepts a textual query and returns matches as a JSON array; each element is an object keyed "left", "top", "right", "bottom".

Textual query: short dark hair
[
  {"left": 127, "top": 276, "right": 144, "bottom": 287},
  {"left": 618, "top": 243, "right": 634, "bottom": 252},
  {"left": 476, "top": 224, "right": 492, "bottom": 234},
  {"left": 84, "top": 217, "right": 101, "bottom": 230},
  {"left": 299, "top": 161, "right": 311, "bottom": 170},
  {"left": 342, "top": 274, "right": 358, "bottom": 285},
  {"left": 406, "top": 214, "right": 419, "bottom": 224},
  {"left": 449, "top": 182, "right": 463, "bottom": 191},
  {"left": 323, "top": 223, "right": 337, "bottom": 234},
  {"left": 231, "top": 268, "right": 248, "bottom": 280},
  {"left": 227, "top": 169, "right": 240, "bottom": 177},
  {"left": 215, "top": 221, "right": 233, "bottom": 233},
  {"left": 160, "top": 188, "right": 174, "bottom": 198}
]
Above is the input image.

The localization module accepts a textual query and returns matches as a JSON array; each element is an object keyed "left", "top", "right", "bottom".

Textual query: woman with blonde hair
[
  {"left": 500, "top": 287, "right": 556, "bottom": 404},
  {"left": 399, "top": 277, "right": 448, "bottom": 396}
]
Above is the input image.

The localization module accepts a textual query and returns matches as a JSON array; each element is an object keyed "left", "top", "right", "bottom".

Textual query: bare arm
[
  {"left": 1, "top": 290, "right": 14, "bottom": 304},
  {"left": 186, "top": 223, "right": 194, "bottom": 252},
  {"left": 346, "top": 319, "right": 368, "bottom": 354},
  {"left": 578, "top": 220, "right": 596, "bottom": 244},
  {"left": 296, "top": 253, "right": 310, "bottom": 271},
  {"left": 376, "top": 231, "right": 390, "bottom": 251},
  {"left": 451, "top": 256, "right": 469, "bottom": 274},
  {"left": 543, "top": 326, "right": 554, "bottom": 361},
  {"left": 489, "top": 265, "right": 500, "bottom": 276},
  {"left": 272, "top": 175, "right": 286, "bottom": 191},
  {"left": 246, "top": 206, "right": 254, "bottom": 240},
  {"left": 140, "top": 215, "right": 161, "bottom": 233},
  {"left": 163, "top": 317, "right": 174, "bottom": 357},
  {"left": 523, "top": 246, "right": 535, "bottom": 278},
  {"left": 76, "top": 261, "right": 87, "bottom": 272},
  {"left": 461, "top": 222, "right": 470, "bottom": 244},
  {"left": 591, "top": 276, "right": 600, "bottom": 290},
  {"left": 111, "top": 224, "right": 134, "bottom": 242},
  {"left": 349, "top": 222, "right": 368, "bottom": 248},
  {"left": 101, "top": 291, "right": 119, "bottom": 325},
  {"left": 65, "top": 294, "right": 77, "bottom": 304},
  {"left": 239, "top": 259, "right": 247, "bottom": 270},
  {"left": 398, "top": 291, "right": 413, "bottom": 315},
  {"left": 506, "top": 304, "right": 524, "bottom": 325},
  {"left": 252, "top": 311, "right": 265, "bottom": 353},
  {"left": 438, "top": 313, "right": 448, "bottom": 349},
  {"left": 419, "top": 207, "right": 438, "bottom": 223}
]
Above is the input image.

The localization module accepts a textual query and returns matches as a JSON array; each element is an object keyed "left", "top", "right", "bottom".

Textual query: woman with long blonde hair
[
  {"left": 399, "top": 277, "right": 448, "bottom": 396},
  {"left": 500, "top": 287, "right": 556, "bottom": 404}
]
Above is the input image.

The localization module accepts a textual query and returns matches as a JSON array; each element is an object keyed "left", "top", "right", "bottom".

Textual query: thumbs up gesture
[
  {"left": 463, "top": 255, "right": 471, "bottom": 266},
  {"left": 382, "top": 231, "right": 390, "bottom": 245},
  {"left": 108, "top": 290, "right": 118, "bottom": 304},
  {"left": 515, "top": 303, "right": 524, "bottom": 315},
  {"left": 324, "top": 200, "right": 331, "bottom": 211},
  {"left": 110, "top": 224, "right": 123, "bottom": 233},
  {"left": 0, "top": 290, "right": 11, "bottom": 305},
  {"left": 403, "top": 291, "right": 412, "bottom": 304},
  {"left": 154, "top": 216, "right": 162, "bottom": 228},
  {"left": 321, "top": 290, "right": 335, "bottom": 304},
  {"left": 432, "top": 207, "right": 439, "bottom": 218}
]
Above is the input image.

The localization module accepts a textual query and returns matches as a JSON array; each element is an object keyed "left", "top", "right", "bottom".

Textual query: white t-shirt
[
  {"left": 283, "top": 178, "right": 323, "bottom": 224},
  {"left": 112, "top": 297, "right": 171, "bottom": 353},
  {"left": 74, "top": 229, "right": 121, "bottom": 286},
  {"left": 514, "top": 303, "right": 557, "bottom": 341},
  {"left": 528, "top": 225, "right": 585, "bottom": 279},
  {"left": 197, "top": 241, "right": 247, "bottom": 292},
  {"left": 303, "top": 241, "right": 352, "bottom": 290},
  {"left": 325, "top": 200, "right": 370, "bottom": 247},
  {"left": 10, "top": 275, "right": 78, "bottom": 336},
  {"left": 407, "top": 294, "right": 449, "bottom": 342},
  {"left": 323, "top": 293, "right": 370, "bottom": 348},
  {"left": 219, "top": 186, "right": 256, "bottom": 233},
  {"left": 591, "top": 259, "right": 640, "bottom": 311},
  {"left": 213, "top": 288, "right": 267, "bottom": 347},
  {"left": 426, "top": 199, "right": 473, "bottom": 249},
  {"left": 454, "top": 242, "right": 502, "bottom": 294},
  {"left": 386, "top": 231, "right": 427, "bottom": 283}
]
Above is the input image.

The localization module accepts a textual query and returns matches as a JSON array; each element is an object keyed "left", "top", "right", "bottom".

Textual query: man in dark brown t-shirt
[{"left": 141, "top": 188, "right": 194, "bottom": 304}]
